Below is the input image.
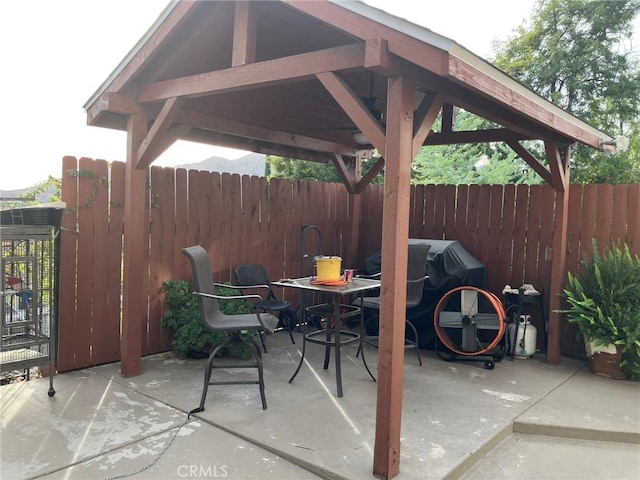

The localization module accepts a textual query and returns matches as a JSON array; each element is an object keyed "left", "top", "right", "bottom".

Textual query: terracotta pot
[{"left": 586, "top": 341, "right": 629, "bottom": 380}]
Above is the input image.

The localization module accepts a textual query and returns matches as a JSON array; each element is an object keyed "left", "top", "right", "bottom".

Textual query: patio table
[{"left": 272, "top": 276, "right": 380, "bottom": 396}]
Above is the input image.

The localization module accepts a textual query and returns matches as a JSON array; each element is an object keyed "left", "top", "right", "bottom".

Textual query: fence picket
[
  {"left": 595, "top": 184, "right": 614, "bottom": 249},
  {"left": 525, "top": 185, "right": 543, "bottom": 286},
  {"left": 496, "top": 184, "right": 516, "bottom": 294},
  {"left": 89, "top": 160, "right": 112, "bottom": 364},
  {"left": 628, "top": 184, "right": 640, "bottom": 254},
  {"left": 147, "top": 166, "right": 165, "bottom": 355},
  {"left": 611, "top": 184, "right": 629, "bottom": 243},
  {"left": 174, "top": 168, "right": 189, "bottom": 280},
  {"left": 57, "top": 157, "right": 79, "bottom": 372},
  {"left": 159, "top": 167, "right": 176, "bottom": 351},
  {"left": 486, "top": 185, "right": 504, "bottom": 292},
  {"left": 74, "top": 157, "right": 97, "bottom": 368},
  {"left": 106, "top": 161, "right": 125, "bottom": 362}
]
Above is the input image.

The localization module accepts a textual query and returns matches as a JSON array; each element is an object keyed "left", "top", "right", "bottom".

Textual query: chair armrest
[
  {"left": 224, "top": 282, "right": 271, "bottom": 291},
  {"left": 407, "top": 275, "right": 429, "bottom": 285},
  {"left": 213, "top": 281, "right": 271, "bottom": 299},
  {"left": 254, "top": 310, "right": 279, "bottom": 334},
  {"left": 193, "top": 292, "right": 277, "bottom": 333},
  {"left": 192, "top": 291, "right": 264, "bottom": 302},
  {"left": 357, "top": 273, "right": 427, "bottom": 284},
  {"left": 356, "top": 272, "right": 381, "bottom": 279}
]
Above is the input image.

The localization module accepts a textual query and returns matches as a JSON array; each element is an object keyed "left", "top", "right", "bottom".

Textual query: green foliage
[
  {"left": 214, "top": 283, "right": 254, "bottom": 315},
  {"left": 266, "top": 108, "right": 555, "bottom": 186},
  {"left": 560, "top": 240, "right": 640, "bottom": 378},
  {"left": 266, "top": 155, "right": 384, "bottom": 184},
  {"left": 412, "top": 142, "right": 543, "bottom": 185},
  {"left": 267, "top": 156, "right": 343, "bottom": 183},
  {"left": 67, "top": 169, "right": 111, "bottom": 212},
  {"left": 161, "top": 279, "right": 255, "bottom": 359},
  {"left": 413, "top": 111, "right": 544, "bottom": 185},
  {"left": 266, "top": 112, "right": 550, "bottom": 186},
  {"left": 491, "top": 0, "right": 640, "bottom": 184},
  {"left": 22, "top": 176, "right": 62, "bottom": 203},
  {"left": 0, "top": 176, "right": 62, "bottom": 210}
]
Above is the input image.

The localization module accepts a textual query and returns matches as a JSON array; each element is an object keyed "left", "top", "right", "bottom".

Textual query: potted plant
[
  {"left": 161, "top": 279, "right": 255, "bottom": 359},
  {"left": 559, "top": 240, "right": 640, "bottom": 380}
]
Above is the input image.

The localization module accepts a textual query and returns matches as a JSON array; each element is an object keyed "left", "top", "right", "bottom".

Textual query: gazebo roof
[{"left": 84, "top": 0, "right": 614, "bottom": 172}]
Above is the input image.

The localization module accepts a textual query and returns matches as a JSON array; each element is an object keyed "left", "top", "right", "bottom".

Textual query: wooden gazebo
[{"left": 84, "top": 1, "right": 615, "bottom": 478}]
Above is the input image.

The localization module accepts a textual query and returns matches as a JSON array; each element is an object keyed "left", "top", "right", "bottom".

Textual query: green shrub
[
  {"left": 161, "top": 279, "right": 255, "bottom": 359},
  {"left": 560, "top": 240, "right": 640, "bottom": 378}
]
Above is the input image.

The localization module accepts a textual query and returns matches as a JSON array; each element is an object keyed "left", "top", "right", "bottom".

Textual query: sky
[{"left": 0, "top": 0, "right": 585, "bottom": 190}]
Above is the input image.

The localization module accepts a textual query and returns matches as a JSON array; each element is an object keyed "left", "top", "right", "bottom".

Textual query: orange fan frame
[{"left": 433, "top": 286, "right": 506, "bottom": 356}]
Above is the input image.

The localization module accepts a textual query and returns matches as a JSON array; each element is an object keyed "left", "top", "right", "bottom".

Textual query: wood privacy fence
[{"left": 56, "top": 157, "right": 640, "bottom": 372}]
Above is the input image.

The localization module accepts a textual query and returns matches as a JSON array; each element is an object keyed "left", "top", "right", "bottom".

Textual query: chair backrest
[
  {"left": 182, "top": 245, "right": 222, "bottom": 325},
  {"left": 406, "top": 243, "right": 430, "bottom": 308},
  {"left": 233, "top": 264, "right": 274, "bottom": 298}
]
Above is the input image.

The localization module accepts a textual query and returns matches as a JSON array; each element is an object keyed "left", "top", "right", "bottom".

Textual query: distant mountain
[
  {"left": 0, "top": 188, "right": 28, "bottom": 199},
  {"left": 0, "top": 186, "right": 56, "bottom": 204},
  {"left": 0, "top": 154, "right": 266, "bottom": 207},
  {"left": 177, "top": 153, "right": 266, "bottom": 177}
]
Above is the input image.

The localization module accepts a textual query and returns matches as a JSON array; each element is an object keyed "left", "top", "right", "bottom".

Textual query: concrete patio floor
[{"left": 2, "top": 330, "right": 639, "bottom": 480}]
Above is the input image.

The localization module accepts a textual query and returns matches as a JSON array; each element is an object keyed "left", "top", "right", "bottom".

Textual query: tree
[
  {"left": 266, "top": 156, "right": 342, "bottom": 183},
  {"left": 0, "top": 176, "right": 62, "bottom": 210},
  {"left": 21, "top": 176, "right": 62, "bottom": 203},
  {"left": 413, "top": 110, "right": 544, "bottom": 185},
  {"left": 491, "top": 0, "right": 640, "bottom": 183},
  {"left": 266, "top": 155, "right": 384, "bottom": 184}
]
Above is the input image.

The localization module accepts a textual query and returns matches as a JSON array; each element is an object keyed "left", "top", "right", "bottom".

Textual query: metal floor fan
[{"left": 433, "top": 286, "right": 507, "bottom": 369}]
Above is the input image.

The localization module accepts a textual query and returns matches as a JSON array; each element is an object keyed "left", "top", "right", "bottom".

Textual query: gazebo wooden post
[
  {"left": 547, "top": 190, "right": 569, "bottom": 364},
  {"left": 346, "top": 154, "right": 363, "bottom": 267},
  {"left": 120, "top": 112, "right": 148, "bottom": 377},
  {"left": 545, "top": 142, "right": 571, "bottom": 364},
  {"left": 373, "top": 75, "right": 414, "bottom": 480},
  {"left": 507, "top": 140, "right": 573, "bottom": 364}
]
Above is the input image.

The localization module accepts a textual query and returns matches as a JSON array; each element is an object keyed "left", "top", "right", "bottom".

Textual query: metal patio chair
[
  {"left": 353, "top": 243, "right": 431, "bottom": 367},
  {"left": 233, "top": 264, "right": 296, "bottom": 351},
  {"left": 182, "top": 246, "right": 279, "bottom": 412}
]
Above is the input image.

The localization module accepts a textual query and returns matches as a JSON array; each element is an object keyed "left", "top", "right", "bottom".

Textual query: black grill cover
[{"left": 363, "top": 239, "right": 486, "bottom": 348}]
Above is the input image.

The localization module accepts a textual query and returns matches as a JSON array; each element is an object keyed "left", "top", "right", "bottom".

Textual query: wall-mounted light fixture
[{"left": 600, "top": 135, "right": 630, "bottom": 155}]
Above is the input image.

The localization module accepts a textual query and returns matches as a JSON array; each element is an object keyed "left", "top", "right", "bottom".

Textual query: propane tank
[{"left": 508, "top": 315, "right": 537, "bottom": 358}]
